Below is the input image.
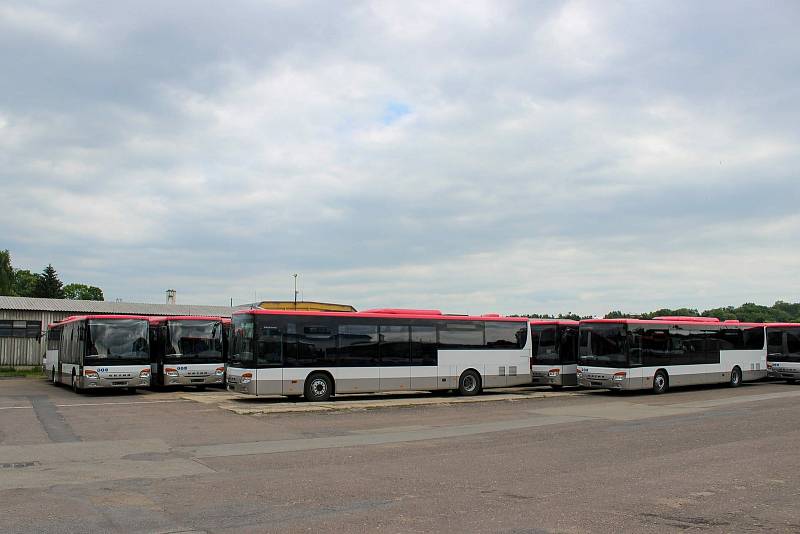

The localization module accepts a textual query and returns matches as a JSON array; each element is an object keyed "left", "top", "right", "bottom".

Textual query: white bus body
[
  {"left": 227, "top": 309, "right": 531, "bottom": 399},
  {"left": 530, "top": 320, "right": 579, "bottom": 388},
  {"left": 46, "top": 316, "right": 151, "bottom": 392},
  {"left": 766, "top": 324, "right": 800, "bottom": 383},
  {"left": 577, "top": 318, "right": 767, "bottom": 393}
]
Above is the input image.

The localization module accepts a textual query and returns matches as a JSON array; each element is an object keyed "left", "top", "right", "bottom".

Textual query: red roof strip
[
  {"left": 234, "top": 309, "right": 527, "bottom": 322},
  {"left": 48, "top": 315, "right": 151, "bottom": 328},
  {"left": 581, "top": 318, "right": 764, "bottom": 327},
  {"left": 765, "top": 323, "right": 800, "bottom": 328},
  {"left": 147, "top": 316, "right": 226, "bottom": 323},
  {"left": 529, "top": 319, "right": 579, "bottom": 326}
]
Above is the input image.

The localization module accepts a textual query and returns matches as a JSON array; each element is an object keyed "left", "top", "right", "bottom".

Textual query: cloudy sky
[{"left": 1, "top": 1, "right": 798, "bottom": 316}]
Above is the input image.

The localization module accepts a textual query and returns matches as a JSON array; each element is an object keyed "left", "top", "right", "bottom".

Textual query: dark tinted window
[
  {"left": 166, "top": 320, "right": 223, "bottom": 362},
  {"left": 767, "top": 329, "right": 784, "bottom": 361},
  {"left": 578, "top": 324, "right": 628, "bottom": 367},
  {"left": 787, "top": 329, "right": 800, "bottom": 356},
  {"left": 743, "top": 327, "right": 764, "bottom": 350},
  {"left": 380, "top": 325, "right": 410, "bottom": 366},
  {"left": 668, "top": 327, "right": 717, "bottom": 365},
  {"left": 438, "top": 322, "right": 484, "bottom": 349},
  {"left": 639, "top": 328, "right": 671, "bottom": 367},
  {"left": 718, "top": 328, "right": 745, "bottom": 351},
  {"left": 337, "top": 324, "right": 379, "bottom": 366},
  {"left": 559, "top": 326, "right": 578, "bottom": 364},
  {"left": 47, "top": 328, "right": 61, "bottom": 350},
  {"left": 255, "top": 319, "right": 283, "bottom": 367},
  {"left": 291, "top": 319, "right": 337, "bottom": 367},
  {"left": 411, "top": 325, "right": 437, "bottom": 366},
  {"left": 485, "top": 321, "right": 527, "bottom": 349},
  {"left": 533, "top": 327, "right": 559, "bottom": 365},
  {"left": 229, "top": 314, "right": 255, "bottom": 368}
]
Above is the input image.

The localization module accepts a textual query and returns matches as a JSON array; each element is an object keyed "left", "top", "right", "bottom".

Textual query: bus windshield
[
  {"left": 228, "top": 315, "right": 255, "bottom": 368},
  {"left": 532, "top": 327, "right": 559, "bottom": 365},
  {"left": 166, "top": 320, "right": 223, "bottom": 363},
  {"left": 579, "top": 324, "right": 628, "bottom": 367},
  {"left": 86, "top": 319, "right": 149, "bottom": 364}
]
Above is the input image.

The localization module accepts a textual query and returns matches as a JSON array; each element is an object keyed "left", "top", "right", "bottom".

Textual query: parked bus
[
  {"left": 148, "top": 316, "right": 226, "bottom": 389},
  {"left": 227, "top": 308, "right": 531, "bottom": 400},
  {"left": 530, "top": 320, "right": 579, "bottom": 389},
  {"left": 577, "top": 317, "right": 766, "bottom": 393},
  {"left": 45, "top": 315, "right": 151, "bottom": 393},
  {"left": 766, "top": 323, "right": 800, "bottom": 383}
]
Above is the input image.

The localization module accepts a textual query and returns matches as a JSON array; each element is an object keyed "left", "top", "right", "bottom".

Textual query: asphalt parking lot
[{"left": 2, "top": 378, "right": 800, "bottom": 533}]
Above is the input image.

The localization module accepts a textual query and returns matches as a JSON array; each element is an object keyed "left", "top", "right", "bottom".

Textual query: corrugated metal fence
[{"left": 0, "top": 310, "right": 73, "bottom": 367}]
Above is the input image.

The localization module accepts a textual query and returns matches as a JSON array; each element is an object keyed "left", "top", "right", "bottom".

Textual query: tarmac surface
[{"left": 1, "top": 378, "right": 799, "bottom": 533}]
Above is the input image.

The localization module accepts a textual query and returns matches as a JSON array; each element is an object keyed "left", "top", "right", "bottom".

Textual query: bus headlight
[
  {"left": 576, "top": 368, "right": 584, "bottom": 378},
  {"left": 613, "top": 371, "right": 627, "bottom": 381},
  {"left": 164, "top": 367, "right": 178, "bottom": 377},
  {"left": 240, "top": 372, "right": 253, "bottom": 384},
  {"left": 548, "top": 368, "right": 560, "bottom": 377},
  {"left": 84, "top": 369, "right": 99, "bottom": 380},
  {"left": 139, "top": 368, "right": 151, "bottom": 379},
  {"left": 215, "top": 367, "right": 225, "bottom": 376}
]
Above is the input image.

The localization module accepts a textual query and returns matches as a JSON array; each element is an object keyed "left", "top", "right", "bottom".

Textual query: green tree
[
  {"left": 12, "top": 269, "right": 40, "bottom": 297},
  {"left": 0, "top": 250, "right": 13, "bottom": 296},
  {"left": 34, "top": 264, "right": 64, "bottom": 298},
  {"left": 63, "top": 283, "right": 104, "bottom": 301}
]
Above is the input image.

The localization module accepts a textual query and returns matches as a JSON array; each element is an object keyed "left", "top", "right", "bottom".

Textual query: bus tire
[
  {"left": 196, "top": 385, "right": 206, "bottom": 391},
  {"left": 458, "top": 370, "right": 482, "bottom": 396},
  {"left": 304, "top": 373, "right": 333, "bottom": 402},
  {"left": 127, "top": 387, "right": 137, "bottom": 394},
  {"left": 52, "top": 367, "right": 57, "bottom": 385},
  {"left": 71, "top": 372, "right": 81, "bottom": 393},
  {"left": 786, "top": 378, "right": 796, "bottom": 384},
  {"left": 652, "top": 370, "right": 668, "bottom": 394},
  {"left": 729, "top": 366, "right": 742, "bottom": 388},
  {"left": 550, "top": 385, "right": 563, "bottom": 390}
]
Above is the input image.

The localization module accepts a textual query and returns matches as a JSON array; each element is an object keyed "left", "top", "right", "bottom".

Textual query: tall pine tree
[
  {"left": 34, "top": 264, "right": 65, "bottom": 298},
  {"left": 0, "top": 250, "right": 13, "bottom": 296}
]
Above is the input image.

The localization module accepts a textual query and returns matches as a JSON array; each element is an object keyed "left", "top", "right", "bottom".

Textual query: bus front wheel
[
  {"left": 458, "top": 370, "right": 482, "bottom": 396},
  {"left": 729, "top": 366, "right": 742, "bottom": 388},
  {"left": 652, "top": 371, "right": 668, "bottom": 394},
  {"left": 305, "top": 373, "right": 333, "bottom": 402}
]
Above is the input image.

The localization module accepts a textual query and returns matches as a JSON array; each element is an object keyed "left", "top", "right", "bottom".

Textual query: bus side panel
[
  {"left": 253, "top": 367, "right": 281, "bottom": 396},
  {"left": 721, "top": 349, "right": 767, "bottom": 382},
  {"left": 334, "top": 367, "right": 379, "bottom": 394},
  {"left": 410, "top": 366, "right": 438, "bottom": 390},
  {"left": 379, "top": 366, "right": 411, "bottom": 392}
]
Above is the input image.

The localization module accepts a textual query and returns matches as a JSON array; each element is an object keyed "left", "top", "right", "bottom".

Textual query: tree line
[{"left": 0, "top": 250, "right": 104, "bottom": 301}]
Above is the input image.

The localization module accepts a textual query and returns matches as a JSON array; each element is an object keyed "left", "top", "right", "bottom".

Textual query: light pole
[{"left": 293, "top": 274, "right": 299, "bottom": 309}]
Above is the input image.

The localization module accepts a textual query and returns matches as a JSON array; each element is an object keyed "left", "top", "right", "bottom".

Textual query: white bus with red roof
[
  {"left": 529, "top": 320, "right": 579, "bottom": 388},
  {"left": 45, "top": 315, "right": 151, "bottom": 393},
  {"left": 766, "top": 323, "right": 800, "bottom": 383},
  {"left": 577, "top": 316, "right": 767, "bottom": 393},
  {"left": 226, "top": 308, "right": 531, "bottom": 400},
  {"left": 148, "top": 316, "right": 226, "bottom": 389}
]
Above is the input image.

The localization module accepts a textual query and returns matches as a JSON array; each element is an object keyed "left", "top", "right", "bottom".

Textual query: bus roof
[
  {"left": 233, "top": 309, "right": 528, "bottom": 322},
  {"left": 147, "top": 315, "right": 225, "bottom": 323},
  {"left": 529, "top": 319, "right": 579, "bottom": 326},
  {"left": 48, "top": 315, "right": 151, "bottom": 329},
  {"left": 580, "top": 318, "right": 764, "bottom": 328},
  {"left": 765, "top": 323, "right": 800, "bottom": 328}
]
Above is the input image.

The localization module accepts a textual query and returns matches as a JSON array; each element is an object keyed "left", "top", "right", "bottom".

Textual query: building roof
[{"left": 0, "top": 296, "right": 239, "bottom": 318}]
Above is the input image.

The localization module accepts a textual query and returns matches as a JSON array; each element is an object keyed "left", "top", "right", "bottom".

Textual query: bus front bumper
[
  {"left": 227, "top": 375, "right": 256, "bottom": 395},
  {"left": 163, "top": 373, "right": 224, "bottom": 386},
  {"left": 81, "top": 376, "right": 150, "bottom": 389},
  {"left": 768, "top": 364, "right": 800, "bottom": 380},
  {"left": 578, "top": 373, "right": 635, "bottom": 390}
]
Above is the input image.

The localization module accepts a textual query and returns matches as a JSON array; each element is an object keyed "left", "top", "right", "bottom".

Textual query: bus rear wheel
[
  {"left": 652, "top": 371, "right": 668, "bottom": 394},
  {"left": 458, "top": 370, "right": 482, "bottom": 396},
  {"left": 71, "top": 372, "right": 81, "bottom": 393},
  {"left": 52, "top": 367, "right": 57, "bottom": 385},
  {"left": 305, "top": 373, "right": 333, "bottom": 402},
  {"left": 729, "top": 366, "right": 742, "bottom": 388}
]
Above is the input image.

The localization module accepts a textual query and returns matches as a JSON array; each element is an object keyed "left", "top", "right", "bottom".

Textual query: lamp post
[{"left": 293, "top": 274, "right": 298, "bottom": 310}]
